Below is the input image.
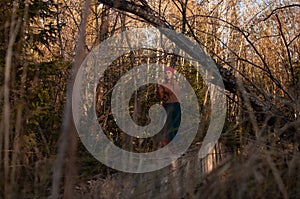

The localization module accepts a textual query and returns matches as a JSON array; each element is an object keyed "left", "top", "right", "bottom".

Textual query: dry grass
[{"left": 194, "top": 141, "right": 300, "bottom": 199}]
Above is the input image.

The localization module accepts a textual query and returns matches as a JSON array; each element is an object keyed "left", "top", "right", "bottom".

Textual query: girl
[{"left": 157, "top": 67, "right": 181, "bottom": 146}]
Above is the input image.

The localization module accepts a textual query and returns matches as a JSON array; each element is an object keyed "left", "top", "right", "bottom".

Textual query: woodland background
[{"left": 0, "top": 0, "right": 300, "bottom": 198}]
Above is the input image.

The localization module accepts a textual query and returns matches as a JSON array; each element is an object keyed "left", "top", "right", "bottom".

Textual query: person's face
[{"left": 165, "top": 71, "right": 173, "bottom": 80}]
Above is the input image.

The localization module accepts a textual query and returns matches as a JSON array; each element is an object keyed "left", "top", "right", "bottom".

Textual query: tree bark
[
  {"left": 50, "top": 0, "right": 92, "bottom": 198},
  {"left": 3, "top": 1, "right": 22, "bottom": 197}
]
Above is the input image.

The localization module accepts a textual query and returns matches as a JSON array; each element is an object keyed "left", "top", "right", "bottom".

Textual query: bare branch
[
  {"left": 262, "top": 4, "right": 300, "bottom": 22},
  {"left": 99, "top": 0, "right": 173, "bottom": 28}
]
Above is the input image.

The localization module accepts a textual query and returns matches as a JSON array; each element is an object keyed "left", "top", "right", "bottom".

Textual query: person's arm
[{"left": 156, "top": 85, "right": 165, "bottom": 101}]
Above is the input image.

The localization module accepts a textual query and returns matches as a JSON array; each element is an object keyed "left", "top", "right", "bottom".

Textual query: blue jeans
[{"left": 162, "top": 102, "right": 181, "bottom": 142}]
